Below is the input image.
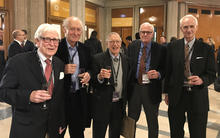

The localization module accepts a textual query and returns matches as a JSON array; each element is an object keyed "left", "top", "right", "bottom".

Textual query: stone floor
[{"left": 0, "top": 85, "right": 220, "bottom": 138}]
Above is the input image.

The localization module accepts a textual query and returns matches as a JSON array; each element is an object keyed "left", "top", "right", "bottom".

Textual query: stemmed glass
[
  {"left": 41, "top": 83, "right": 48, "bottom": 110},
  {"left": 105, "top": 65, "right": 111, "bottom": 85},
  {"left": 79, "top": 68, "right": 86, "bottom": 88}
]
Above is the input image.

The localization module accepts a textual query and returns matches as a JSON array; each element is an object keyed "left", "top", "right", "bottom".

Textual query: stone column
[
  {"left": 133, "top": 6, "right": 140, "bottom": 40},
  {"left": 70, "top": 0, "right": 86, "bottom": 42},
  {"left": 178, "top": 2, "right": 187, "bottom": 38},
  {"left": 103, "top": 7, "right": 111, "bottom": 50},
  {"left": 167, "top": 0, "right": 178, "bottom": 42},
  {"left": 98, "top": 7, "right": 105, "bottom": 50}
]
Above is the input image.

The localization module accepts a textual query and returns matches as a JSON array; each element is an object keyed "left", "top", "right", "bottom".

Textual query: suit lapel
[
  {"left": 150, "top": 42, "right": 156, "bottom": 69},
  {"left": 27, "top": 51, "right": 45, "bottom": 84},
  {"left": 52, "top": 57, "right": 60, "bottom": 88},
  {"left": 190, "top": 39, "right": 199, "bottom": 65},
  {"left": 104, "top": 49, "right": 115, "bottom": 84}
]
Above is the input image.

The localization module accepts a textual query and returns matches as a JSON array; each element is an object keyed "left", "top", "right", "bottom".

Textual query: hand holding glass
[
  {"left": 105, "top": 66, "right": 111, "bottom": 85},
  {"left": 78, "top": 68, "right": 86, "bottom": 88}
]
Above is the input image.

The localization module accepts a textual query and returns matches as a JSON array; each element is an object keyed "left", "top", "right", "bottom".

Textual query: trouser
[{"left": 128, "top": 84, "right": 159, "bottom": 138}]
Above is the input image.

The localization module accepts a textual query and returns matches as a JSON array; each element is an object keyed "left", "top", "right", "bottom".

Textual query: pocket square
[
  {"left": 59, "top": 72, "right": 64, "bottom": 80},
  {"left": 196, "top": 57, "right": 204, "bottom": 59}
]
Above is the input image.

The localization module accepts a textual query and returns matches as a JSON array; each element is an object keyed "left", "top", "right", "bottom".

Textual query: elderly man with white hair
[
  {"left": 0, "top": 23, "right": 66, "bottom": 138},
  {"left": 164, "top": 14, "right": 216, "bottom": 138},
  {"left": 127, "top": 22, "right": 166, "bottom": 138}
]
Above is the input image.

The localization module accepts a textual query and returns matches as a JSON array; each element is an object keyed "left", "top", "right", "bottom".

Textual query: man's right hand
[
  {"left": 64, "top": 64, "right": 77, "bottom": 74},
  {"left": 30, "top": 90, "right": 51, "bottom": 103}
]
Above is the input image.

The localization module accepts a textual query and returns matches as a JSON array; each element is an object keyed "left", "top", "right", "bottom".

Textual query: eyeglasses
[
  {"left": 40, "top": 37, "right": 60, "bottom": 44},
  {"left": 140, "top": 31, "right": 153, "bottom": 35},
  {"left": 108, "top": 40, "right": 121, "bottom": 44}
]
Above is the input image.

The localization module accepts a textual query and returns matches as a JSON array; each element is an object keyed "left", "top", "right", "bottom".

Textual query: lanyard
[
  {"left": 112, "top": 55, "right": 120, "bottom": 86},
  {"left": 69, "top": 49, "right": 78, "bottom": 64}
]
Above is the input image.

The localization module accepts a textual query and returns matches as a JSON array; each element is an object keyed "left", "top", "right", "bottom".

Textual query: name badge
[{"left": 112, "top": 92, "right": 120, "bottom": 102}]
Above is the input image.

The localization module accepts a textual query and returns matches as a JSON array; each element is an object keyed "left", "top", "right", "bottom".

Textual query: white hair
[
  {"left": 106, "top": 32, "right": 122, "bottom": 41},
  {"left": 139, "top": 22, "right": 154, "bottom": 32},
  {"left": 180, "top": 14, "right": 198, "bottom": 27},
  {"left": 62, "top": 16, "right": 83, "bottom": 31},
  {"left": 34, "top": 23, "right": 61, "bottom": 39}
]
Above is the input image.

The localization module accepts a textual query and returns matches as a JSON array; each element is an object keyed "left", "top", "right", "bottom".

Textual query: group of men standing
[{"left": 0, "top": 14, "right": 216, "bottom": 138}]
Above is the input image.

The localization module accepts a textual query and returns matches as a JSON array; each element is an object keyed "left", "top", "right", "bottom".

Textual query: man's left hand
[
  {"left": 147, "top": 70, "right": 159, "bottom": 79},
  {"left": 188, "top": 75, "right": 203, "bottom": 85},
  {"left": 78, "top": 72, "right": 90, "bottom": 85}
]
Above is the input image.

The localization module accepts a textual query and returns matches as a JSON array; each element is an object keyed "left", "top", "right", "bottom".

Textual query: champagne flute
[
  {"left": 105, "top": 65, "right": 111, "bottom": 85},
  {"left": 79, "top": 68, "right": 85, "bottom": 88},
  {"left": 41, "top": 83, "right": 48, "bottom": 110}
]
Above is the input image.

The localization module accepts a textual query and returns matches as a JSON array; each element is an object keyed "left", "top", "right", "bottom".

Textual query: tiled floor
[{"left": 0, "top": 85, "right": 220, "bottom": 138}]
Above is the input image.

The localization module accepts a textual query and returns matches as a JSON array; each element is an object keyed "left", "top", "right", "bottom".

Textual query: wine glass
[
  {"left": 41, "top": 83, "right": 48, "bottom": 110},
  {"left": 79, "top": 68, "right": 86, "bottom": 88},
  {"left": 105, "top": 65, "right": 111, "bottom": 85}
]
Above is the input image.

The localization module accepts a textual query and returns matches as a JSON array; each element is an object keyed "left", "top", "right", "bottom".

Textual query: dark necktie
[
  {"left": 138, "top": 45, "right": 147, "bottom": 84},
  {"left": 184, "top": 44, "right": 190, "bottom": 78},
  {"left": 21, "top": 42, "right": 24, "bottom": 47},
  {"left": 45, "top": 59, "right": 53, "bottom": 95}
]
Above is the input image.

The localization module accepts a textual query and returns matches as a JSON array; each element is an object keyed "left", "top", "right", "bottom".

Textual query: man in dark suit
[
  {"left": 85, "top": 30, "right": 103, "bottom": 56},
  {"left": 91, "top": 32, "right": 129, "bottom": 138},
  {"left": 127, "top": 22, "right": 166, "bottom": 138},
  {"left": 55, "top": 16, "right": 91, "bottom": 138},
  {"left": 22, "top": 29, "right": 36, "bottom": 49},
  {"left": 0, "top": 23, "right": 66, "bottom": 138},
  {"left": 8, "top": 29, "right": 35, "bottom": 58},
  {"left": 164, "top": 15, "right": 216, "bottom": 138}
]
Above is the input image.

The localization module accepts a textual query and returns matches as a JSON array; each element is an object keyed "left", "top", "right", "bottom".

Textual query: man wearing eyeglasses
[
  {"left": 0, "top": 24, "right": 66, "bottom": 138},
  {"left": 91, "top": 32, "right": 129, "bottom": 138},
  {"left": 55, "top": 16, "right": 91, "bottom": 138},
  {"left": 127, "top": 22, "right": 166, "bottom": 138}
]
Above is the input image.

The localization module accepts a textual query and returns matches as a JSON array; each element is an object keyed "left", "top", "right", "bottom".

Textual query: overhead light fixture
[
  {"left": 149, "top": 16, "right": 157, "bottom": 22},
  {"left": 120, "top": 14, "right": 126, "bottom": 18},
  {"left": 140, "top": 8, "right": 144, "bottom": 14}
]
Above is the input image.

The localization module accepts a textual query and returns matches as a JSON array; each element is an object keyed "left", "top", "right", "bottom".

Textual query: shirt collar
[
  {"left": 141, "top": 41, "right": 152, "bottom": 50},
  {"left": 184, "top": 37, "right": 195, "bottom": 49},
  {"left": 66, "top": 38, "right": 78, "bottom": 50},
  {"left": 37, "top": 48, "right": 52, "bottom": 62},
  {"left": 14, "top": 39, "right": 22, "bottom": 45},
  {"left": 109, "top": 50, "right": 120, "bottom": 60}
]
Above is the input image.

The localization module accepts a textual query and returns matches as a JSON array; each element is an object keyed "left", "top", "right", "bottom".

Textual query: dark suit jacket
[
  {"left": 85, "top": 38, "right": 103, "bottom": 56},
  {"left": 91, "top": 49, "right": 129, "bottom": 123},
  {"left": 55, "top": 38, "right": 92, "bottom": 127},
  {"left": 8, "top": 40, "right": 35, "bottom": 58},
  {"left": 0, "top": 50, "right": 5, "bottom": 80},
  {"left": 25, "top": 40, "right": 35, "bottom": 49},
  {"left": 164, "top": 38, "right": 216, "bottom": 112},
  {"left": 127, "top": 40, "right": 166, "bottom": 104},
  {"left": 0, "top": 51, "right": 65, "bottom": 138}
]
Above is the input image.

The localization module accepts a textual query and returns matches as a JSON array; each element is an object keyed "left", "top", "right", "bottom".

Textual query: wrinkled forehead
[
  {"left": 109, "top": 34, "right": 121, "bottom": 41},
  {"left": 181, "top": 17, "right": 197, "bottom": 27}
]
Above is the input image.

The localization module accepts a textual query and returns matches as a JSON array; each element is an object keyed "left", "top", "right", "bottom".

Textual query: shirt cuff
[{"left": 97, "top": 74, "right": 104, "bottom": 84}]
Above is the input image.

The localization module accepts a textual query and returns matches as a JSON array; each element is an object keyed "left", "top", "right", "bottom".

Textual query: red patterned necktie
[
  {"left": 45, "top": 59, "right": 53, "bottom": 95},
  {"left": 138, "top": 45, "right": 147, "bottom": 84}
]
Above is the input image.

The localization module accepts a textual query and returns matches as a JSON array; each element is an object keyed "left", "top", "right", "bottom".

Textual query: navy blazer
[
  {"left": 0, "top": 51, "right": 65, "bottom": 138},
  {"left": 127, "top": 40, "right": 166, "bottom": 104},
  {"left": 164, "top": 38, "right": 216, "bottom": 112}
]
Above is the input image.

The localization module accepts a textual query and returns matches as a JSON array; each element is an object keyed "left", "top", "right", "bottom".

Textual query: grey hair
[
  {"left": 62, "top": 16, "right": 83, "bottom": 30},
  {"left": 34, "top": 23, "right": 61, "bottom": 39},
  {"left": 12, "top": 29, "right": 22, "bottom": 39},
  {"left": 106, "top": 32, "right": 122, "bottom": 41},
  {"left": 180, "top": 14, "right": 198, "bottom": 27},
  {"left": 139, "top": 22, "right": 154, "bottom": 32}
]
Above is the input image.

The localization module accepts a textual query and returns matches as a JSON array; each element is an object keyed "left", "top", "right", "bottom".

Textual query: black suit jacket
[
  {"left": 127, "top": 40, "right": 166, "bottom": 104},
  {"left": 91, "top": 49, "right": 129, "bottom": 122},
  {"left": 164, "top": 38, "right": 216, "bottom": 112},
  {"left": 0, "top": 51, "right": 65, "bottom": 138},
  {"left": 55, "top": 38, "right": 92, "bottom": 127},
  {"left": 8, "top": 40, "right": 35, "bottom": 58},
  {"left": 85, "top": 38, "right": 103, "bottom": 55}
]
